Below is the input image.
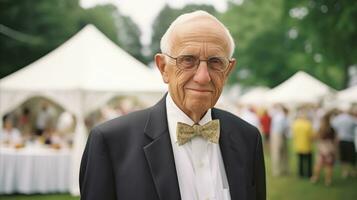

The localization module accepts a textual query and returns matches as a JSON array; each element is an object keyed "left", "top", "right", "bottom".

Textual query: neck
[
  {"left": 185, "top": 108, "right": 209, "bottom": 123},
  {"left": 175, "top": 102, "right": 207, "bottom": 123}
]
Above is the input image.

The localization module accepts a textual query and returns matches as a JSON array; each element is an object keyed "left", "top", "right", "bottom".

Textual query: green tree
[
  {"left": 219, "top": 0, "right": 348, "bottom": 89},
  {"left": 82, "top": 4, "right": 119, "bottom": 45},
  {"left": 221, "top": 0, "right": 289, "bottom": 86},
  {"left": 0, "top": 0, "right": 84, "bottom": 78},
  {"left": 116, "top": 15, "right": 145, "bottom": 63},
  {"left": 82, "top": 4, "right": 144, "bottom": 63},
  {"left": 288, "top": 0, "right": 357, "bottom": 89}
]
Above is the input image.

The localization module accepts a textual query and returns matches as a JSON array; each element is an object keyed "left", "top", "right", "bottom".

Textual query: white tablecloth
[{"left": 0, "top": 146, "right": 71, "bottom": 194}]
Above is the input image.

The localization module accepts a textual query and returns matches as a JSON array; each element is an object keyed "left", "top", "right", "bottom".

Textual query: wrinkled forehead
[{"left": 169, "top": 16, "right": 231, "bottom": 55}]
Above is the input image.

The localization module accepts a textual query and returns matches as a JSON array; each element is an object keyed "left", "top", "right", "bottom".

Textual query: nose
[{"left": 193, "top": 61, "right": 211, "bottom": 84}]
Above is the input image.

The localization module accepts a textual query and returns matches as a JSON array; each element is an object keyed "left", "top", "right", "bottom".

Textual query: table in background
[{"left": 0, "top": 146, "right": 71, "bottom": 194}]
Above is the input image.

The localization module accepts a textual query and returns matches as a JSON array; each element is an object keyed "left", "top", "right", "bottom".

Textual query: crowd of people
[
  {"left": 85, "top": 96, "right": 144, "bottom": 130},
  {"left": 0, "top": 102, "right": 74, "bottom": 149},
  {"left": 0, "top": 97, "right": 142, "bottom": 149},
  {"left": 240, "top": 103, "right": 357, "bottom": 186}
]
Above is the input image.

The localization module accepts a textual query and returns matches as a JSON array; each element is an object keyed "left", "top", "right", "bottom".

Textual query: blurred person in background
[
  {"left": 0, "top": 114, "right": 23, "bottom": 147},
  {"left": 100, "top": 105, "right": 119, "bottom": 122},
  {"left": 310, "top": 112, "right": 337, "bottom": 186},
  {"left": 332, "top": 105, "right": 357, "bottom": 178},
  {"left": 55, "top": 111, "right": 75, "bottom": 147},
  {"left": 240, "top": 106, "right": 261, "bottom": 128},
  {"left": 18, "top": 107, "right": 32, "bottom": 135},
  {"left": 260, "top": 109, "right": 271, "bottom": 151},
  {"left": 35, "top": 102, "right": 52, "bottom": 136},
  {"left": 352, "top": 106, "right": 357, "bottom": 163},
  {"left": 57, "top": 111, "right": 75, "bottom": 134},
  {"left": 303, "top": 105, "right": 324, "bottom": 133},
  {"left": 292, "top": 108, "right": 314, "bottom": 178},
  {"left": 270, "top": 104, "right": 290, "bottom": 176}
]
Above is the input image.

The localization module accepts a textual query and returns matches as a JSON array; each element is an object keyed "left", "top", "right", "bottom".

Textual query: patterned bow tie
[{"left": 176, "top": 119, "right": 220, "bottom": 145}]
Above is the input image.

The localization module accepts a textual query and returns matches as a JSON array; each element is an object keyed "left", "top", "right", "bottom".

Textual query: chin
[{"left": 187, "top": 101, "right": 211, "bottom": 113}]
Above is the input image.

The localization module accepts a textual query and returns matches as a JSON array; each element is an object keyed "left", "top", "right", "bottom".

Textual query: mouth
[{"left": 186, "top": 88, "right": 213, "bottom": 93}]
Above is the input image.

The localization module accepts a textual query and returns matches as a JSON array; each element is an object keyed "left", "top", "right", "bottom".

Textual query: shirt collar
[{"left": 166, "top": 93, "right": 212, "bottom": 127}]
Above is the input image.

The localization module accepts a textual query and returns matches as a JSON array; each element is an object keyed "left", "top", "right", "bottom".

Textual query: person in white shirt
[
  {"left": 270, "top": 105, "right": 290, "bottom": 176},
  {"left": 0, "top": 115, "right": 22, "bottom": 146},
  {"left": 240, "top": 106, "right": 261, "bottom": 129},
  {"left": 35, "top": 103, "right": 52, "bottom": 136},
  {"left": 331, "top": 107, "right": 357, "bottom": 178},
  {"left": 80, "top": 10, "right": 266, "bottom": 200}
]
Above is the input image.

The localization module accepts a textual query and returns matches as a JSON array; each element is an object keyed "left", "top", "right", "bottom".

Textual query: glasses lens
[
  {"left": 208, "top": 57, "right": 228, "bottom": 71},
  {"left": 177, "top": 55, "right": 197, "bottom": 70}
]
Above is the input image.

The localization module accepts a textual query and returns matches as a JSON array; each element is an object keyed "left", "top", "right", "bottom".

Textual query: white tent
[
  {"left": 336, "top": 85, "right": 357, "bottom": 104},
  {"left": 0, "top": 25, "right": 166, "bottom": 195},
  {"left": 238, "top": 87, "right": 270, "bottom": 106},
  {"left": 265, "top": 71, "right": 333, "bottom": 106}
]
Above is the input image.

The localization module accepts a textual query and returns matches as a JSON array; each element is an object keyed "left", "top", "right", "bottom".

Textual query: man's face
[{"left": 156, "top": 17, "right": 235, "bottom": 121}]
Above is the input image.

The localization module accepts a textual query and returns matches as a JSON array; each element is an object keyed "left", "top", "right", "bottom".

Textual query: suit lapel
[
  {"left": 212, "top": 108, "right": 247, "bottom": 200},
  {"left": 143, "top": 95, "right": 181, "bottom": 200}
]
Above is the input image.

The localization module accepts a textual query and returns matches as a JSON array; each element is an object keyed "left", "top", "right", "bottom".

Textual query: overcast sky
[{"left": 80, "top": 0, "right": 232, "bottom": 45}]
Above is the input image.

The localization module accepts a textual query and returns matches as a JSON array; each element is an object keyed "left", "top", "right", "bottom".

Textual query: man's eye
[
  {"left": 181, "top": 56, "right": 195, "bottom": 64},
  {"left": 209, "top": 57, "right": 223, "bottom": 64}
]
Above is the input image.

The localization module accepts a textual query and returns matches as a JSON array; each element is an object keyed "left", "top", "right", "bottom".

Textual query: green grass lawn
[
  {"left": 265, "top": 147, "right": 357, "bottom": 200},
  {"left": 1, "top": 139, "right": 357, "bottom": 200}
]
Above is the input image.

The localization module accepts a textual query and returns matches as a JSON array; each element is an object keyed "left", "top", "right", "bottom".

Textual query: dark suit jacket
[{"left": 79, "top": 95, "right": 266, "bottom": 200}]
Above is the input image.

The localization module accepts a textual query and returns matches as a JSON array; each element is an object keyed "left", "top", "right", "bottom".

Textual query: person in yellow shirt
[{"left": 292, "top": 109, "right": 314, "bottom": 178}]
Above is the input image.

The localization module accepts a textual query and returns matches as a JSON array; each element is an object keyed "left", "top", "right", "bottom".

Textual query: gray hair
[{"left": 160, "top": 10, "right": 235, "bottom": 58}]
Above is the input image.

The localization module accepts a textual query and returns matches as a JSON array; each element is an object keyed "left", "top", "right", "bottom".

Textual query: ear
[
  {"left": 155, "top": 53, "right": 169, "bottom": 83},
  {"left": 224, "top": 58, "right": 236, "bottom": 78}
]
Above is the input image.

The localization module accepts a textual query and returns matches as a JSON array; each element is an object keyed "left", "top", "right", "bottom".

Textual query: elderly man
[{"left": 80, "top": 10, "right": 266, "bottom": 200}]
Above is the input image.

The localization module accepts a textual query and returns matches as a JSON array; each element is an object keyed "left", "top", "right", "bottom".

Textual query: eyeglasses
[{"left": 164, "top": 53, "right": 233, "bottom": 72}]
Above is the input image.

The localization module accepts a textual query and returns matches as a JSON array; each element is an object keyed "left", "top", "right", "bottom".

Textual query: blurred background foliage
[{"left": 0, "top": 0, "right": 356, "bottom": 89}]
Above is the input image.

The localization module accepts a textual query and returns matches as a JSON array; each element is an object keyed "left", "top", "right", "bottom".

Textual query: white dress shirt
[{"left": 166, "top": 94, "right": 231, "bottom": 200}]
